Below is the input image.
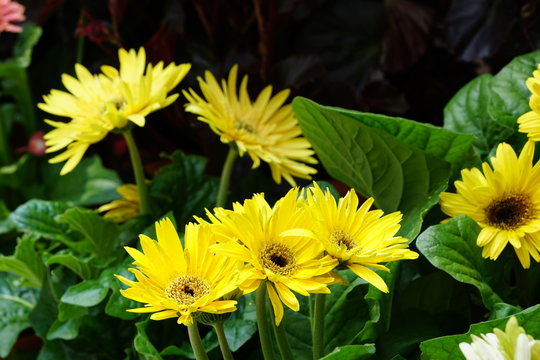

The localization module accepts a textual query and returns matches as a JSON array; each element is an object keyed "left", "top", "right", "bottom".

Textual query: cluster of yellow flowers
[
  {"left": 439, "top": 64, "right": 540, "bottom": 269},
  {"left": 116, "top": 183, "right": 418, "bottom": 326}
]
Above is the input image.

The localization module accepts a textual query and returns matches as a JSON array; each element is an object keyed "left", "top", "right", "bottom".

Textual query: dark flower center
[
  {"left": 485, "top": 194, "right": 533, "bottom": 230},
  {"left": 236, "top": 120, "right": 256, "bottom": 134},
  {"left": 260, "top": 243, "right": 296, "bottom": 276},
  {"left": 165, "top": 275, "right": 210, "bottom": 305},
  {"left": 331, "top": 230, "right": 357, "bottom": 250}
]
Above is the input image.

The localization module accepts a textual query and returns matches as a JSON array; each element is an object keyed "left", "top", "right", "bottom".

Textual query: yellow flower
[
  {"left": 204, "top": 188, "right": 337, "bottom": 325},
  {"left": 183, "top": 65, "right": 317, "bottom": 186},
  {"left": 116, "top": 218, "right": 239, "bottom": 326},
  {"left": 39, "top": 48, "right": 191, "bottom": 175},
  {"left": 459, "top": 316, "right": 540, "bottom": 360},
  {"left": 518, "top": 64, "right": 540, "bottom": 141},
  {"left": 440, "top": 141, "right": 540, "bottom": 268},
  {"left": 97, "top": 184, "right": 140, "bottom": 222},
  {"left": 305, "top": 183, "right": 418, "bottom": 293}
]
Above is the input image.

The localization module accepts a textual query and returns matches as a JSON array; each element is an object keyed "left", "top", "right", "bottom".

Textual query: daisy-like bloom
[
  {"left": 183, "top": 65, "right": 318, "bottom": 186},
  {"left": 0, "top": 0, "right": 25, "bottom": 33},
  {"left": 39, "top": 48, "right": 191, "bottom": 175},
  {"left": 305, "top": 183, "right": 418, "bottom": 293},
  {"left": 440, "top": 141, "right": 540, "bottom": 268},
  {"left": 203, "top": 188, "right": 337, "bottom": 325},
  {"left": 459, "top": 317, "right": 540, "bottom": 360},
  {"left": 116, "top": 218, "right": 239, "bottom": 326},
  {"left": 518, "top": 64, "right": 540, "bottom": 141},
  {"left": 97, "top": 184, "right": 140, "bottom": 222}
]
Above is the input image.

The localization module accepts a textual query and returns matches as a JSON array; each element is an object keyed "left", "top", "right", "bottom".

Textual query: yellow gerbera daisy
[
  {"left": 305, "top": 183, "right": 418, "bottom": 293},
  {"left": 518, "top": 64, "right": 540, "bottom": 141},
  {"left": 440, "top": 141, "right": 540, "bottom": 268},
  {"left": 459, "top": 317, "right": 540, "bottom": 360},
  {"left": 116, "top": 218, "right": 239, "bottom": 326},
  {"left": 97, "top": 184, "right": 140, "bottom": 222},
  {"left": 39, "top": 48, "right": 191, "bottom": 175},
  {"left": 203, "top": 188, "right": 337, "bottom": 325},
  {"left": 183, "top": 65, "right": 318, "bottom": 186}
]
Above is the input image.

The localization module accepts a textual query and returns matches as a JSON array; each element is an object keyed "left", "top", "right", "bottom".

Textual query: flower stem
[
  {"left": 122, "top": 129, "right": 150, "bottom": 215},
  {"left": 216, "top": 146, "right": 238, "bottom": 208},
  {"left": 269, "top": 304, "right": 294, "bottom": 360},
  {"left": 311, "top": 293, "right": 326, "bottom": 360},
  {"left": 213, "top": 321, "right": 234, "bottom": 360},
  {"left": 0, "top": 109, "right": 11, "bottom": 165},
  {"left": 256, "top": 281, "right": 275, "bottom": 360},
  {"left": 187, "top": 322, "right": 209, "bottom": 360}
]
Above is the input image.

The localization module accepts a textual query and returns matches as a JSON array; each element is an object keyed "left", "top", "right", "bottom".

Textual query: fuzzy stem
[
  {"left": 216, "top": 146, "right": 238, "bottom": 208},
  {"left": 312, "top": 293, "right": 326, "bottom": 359},
  {"left": 213, "top": 321, "right": 234, "bottom": 360},
  {"left": 256, "top": 281, "right": 275, "bottom": 360},
  {"left": 122, "top": 129, "right": 150, "bottom": 215},
  {"left": 270, "top": 304, "right": 294, "bottom": 360},
  {"left": 187, "top": 322, "right": 209, "bottom": 360}
]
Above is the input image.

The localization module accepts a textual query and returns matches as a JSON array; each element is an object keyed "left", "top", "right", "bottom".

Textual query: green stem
[
  {"left": 187, "top": 322, "right": 209, "bottom": 360},
  {"left": 256, "top": 281, "right": 275, "bottom": 360},
  {"left": 213, "top": 321, "right": 234, "bottom": 360},
  {"left": 0, "top": 108, "right": 11, "bottom": 165},
  {"left": 312, "top": 294, "right": 326, "bottom": 360},
  {"left": 269, "top": 303, "right": 294, "bottom": 360},
  {"left": 122, "top": 129, "right": 150, "bottom": 215},
  {"left": 76, "top": 35, "right": 85, "bottom": 64},
  {"left": 215, "top": 146, "right": 238, "bottom": 208},
  {"left": 17, "top": 68, "right": 37, "bottom": 136}
]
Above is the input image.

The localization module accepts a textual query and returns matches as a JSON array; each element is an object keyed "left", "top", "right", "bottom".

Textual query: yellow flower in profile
[
  {"left": 39, "top": 48, "right": 191, "bottom": 175},
  {"left": 204, "top": 188, "right": 337, "bottom": 325},
  {"left": 97, "top": 184, "right": 140, "bottom": 222},
  {"left": 440, "top": 141, "right": 540, "bottom": 268},
  {"left": 459, "top": 316, "right": 540, "bottom": 360},
  {"left": 183, "top": 65, "right": 318, "bottom": 186},
  {"left": 116, "top": 218, "right": 239, "bottom": 326},
  {"left": 518, "top": 64, "right": 540, "bottom": 141},
  {"left": 305, "top": 183, "right": 418, "bottom": 293}
]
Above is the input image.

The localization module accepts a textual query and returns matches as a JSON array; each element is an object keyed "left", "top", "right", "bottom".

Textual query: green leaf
[
  {"left": 46, "top": 317, "right": 83, "bottom": 341},
  {"left": 292, "top": 97, "right": 462, "bottom": 239},
  {"left": 444, "top": 74, "right": 513, "bottom": 157},
  {"left": 321, "top": 344, "right": 376, "bottom": 360},
  {"left": 488, "top": 50, "right": 540, "bottom": 128},
  {"left": 149, "top": 151, "right": 219, "bottom": 226},
  {"left": 56, "top": 207, "right": 120, "bottom": 259},
  {"left": 60, "top": 280, "right": 109, "bottom": 307},
  {"left": 0, "top": 233, "right": 46, "bottom": 288},
  {"left": 43, "top": 155, "right": 122, "bottom": 206},
  {"left": 0, "top": 275, "right": 36, "bottom": 357},
  {"left": 416, "top": 216, "right": 504, "bottom": 310},
  {"left": 9, "top": 199, "right": 73, "bottom": 245},
  {"left": 9, "top": 23, "right": 42, "bottom": 68},
  {"left": 420, "top": 305, "right": 540, "bottom": 360},
  {"left": 57, "top": 302, "right": 87, "bottom": 322},
  {"left": 45, "top": 253, "right": 98, "bottom": 280},
  {"left": 134, "top": 319, "right": 163, "bottom": 360}
]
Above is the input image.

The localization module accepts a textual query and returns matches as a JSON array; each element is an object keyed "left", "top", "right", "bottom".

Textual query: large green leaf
[
  {"left": 0, "top": 275, "right": 36, "bottom": 357},
  {"left": 9, "top": 200, "right": 74, "bottom": 245},
  {"left": 134, "top": 319, "right": 163, "bottom": 360},
  {"left": 420, "top": 305, "right": 540, "bottom": 360},
  {"left": 42, "top": 156, "right": 122, "bottom": 206},
  {"left": 0, "top": 234, "right": 46, "bottom": 288},
  {"left": 293, "top": 97, "right": 471, "bottom": 239},
  {"left": 56, "top": 207, "right": 120, "bottom": 260},
  {"left": 416, "top": 216, "right": 506, "bottom": 310},
  {"left": 444, "top": 74, "right": 513, "bottom": 157},
  {"left": 149, "top": 151, "right": 219, "bottom": 225},
  {"left": 488, "top": 50, "right": 540, "bottom": 128},
  {"left": 45, "top": 253, "right": 98, "bottom": 280},
  {"left": 60, "top": 279, "right": 109, "bottom": 308},
  {"left": 321, "top": 344, "right": 376, "bottom": 360},
  {"left": 7, "top": 22, "right": 42, "bottom": 68}
]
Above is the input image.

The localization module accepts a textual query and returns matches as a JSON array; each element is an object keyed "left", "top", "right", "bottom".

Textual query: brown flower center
[
  {"left": 259, "top": 243, "right": 296, "bottom": 276},
  {"left": 165, "top": 275, "right": 210, "bottom": 305},
  {"left": 331, "top": 230, "right": 357, "bottom": 250},
  {"left": 485, "top": 194, "right": 533, "bottom": 230}
]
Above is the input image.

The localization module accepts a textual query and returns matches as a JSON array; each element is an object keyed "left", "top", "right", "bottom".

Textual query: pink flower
[{"left": 0, "top": 0, "right": 25, "bottom": 33}]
